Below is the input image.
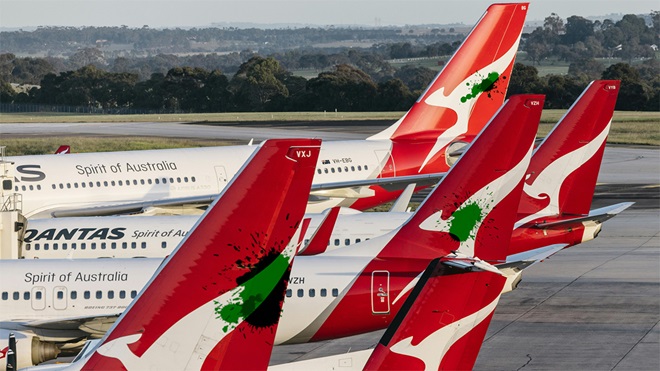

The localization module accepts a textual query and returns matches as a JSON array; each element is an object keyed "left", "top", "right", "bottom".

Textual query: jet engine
[{"left": 0, "top": 330, "right": 60, "bottom": 370}]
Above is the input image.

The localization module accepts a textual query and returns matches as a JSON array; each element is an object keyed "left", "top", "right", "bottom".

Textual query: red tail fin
[
  {"left": 55, "top": 145, "right": 70, "bottom": 154},
  {"left": 517, "top": 81, "right": 620, "bottom": 226},
  {"left": 364, "top": 259, "right": 507, "bottom": 371},
  {"left": 370, "top": 3, "right": 528, "bottom": 171},
  {"left": 80, "top": 139, "right": 321, "bottom": 371},
  {"left": 388, "top": 95, "right": 542, "bottom": 262}
]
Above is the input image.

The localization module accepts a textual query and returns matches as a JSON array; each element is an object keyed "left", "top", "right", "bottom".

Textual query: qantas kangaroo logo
[
  {"left": 417, "top": 36, "right": 522, "bottom": 172},
  {"left": 389, "top": 295, "right": 501, "bottom": 369},
  {"left": 419, "top": 143, "right": 532, "bottom": 257},
  {"left": 516, "top": 122, "right": 611, "bottom": 227}
]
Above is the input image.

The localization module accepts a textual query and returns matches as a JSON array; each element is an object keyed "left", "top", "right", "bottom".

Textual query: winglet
[
  {"left": 388, "top": 95, "right": 542, "bottom": 262},
  {"left": 299, "top": 207, "right": 340, "bottom": 256},
  {"left": 364, "top": 259, "right": 507, "bottom": 370},
  {"left": 517, "top": 80, "right": 620, "bottom": 226},
  {"left": 80, "top": 139, "right": 321, "bottom": 371}
]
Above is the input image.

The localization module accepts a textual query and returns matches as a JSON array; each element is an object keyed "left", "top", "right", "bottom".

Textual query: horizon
[{"left": 1, "top": 0, "right": 657, "bottom": 30}]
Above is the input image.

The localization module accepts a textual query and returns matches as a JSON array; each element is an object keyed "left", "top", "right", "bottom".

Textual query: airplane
[
  {"left": 0, "top": 93, "right": 540, "bottom": 369},
  {"left": 12, "top": 80, "right": 630, "bottom": 261},
  {"left": 0, "top": 137, "right": 322, "bottom": 370},
  {"left": 2, "top": 3, "right": 529, "bottom": 219}
]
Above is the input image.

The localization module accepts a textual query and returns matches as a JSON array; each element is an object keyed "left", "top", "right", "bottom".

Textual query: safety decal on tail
[
  {"left": 419, "top": 142, "right": 532, "bottom": 257},
  {"left": 388, "top": 295, "right": 501, "bottom": 370},
  {"left": 516, "top": 121, "right": 611, "bottom": 227},
  {"left": 418, "top": 37, "right": 521, "bottom": 171}
]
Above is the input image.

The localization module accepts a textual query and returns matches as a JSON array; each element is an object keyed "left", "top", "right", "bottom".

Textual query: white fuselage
[
  {"left": 17, "top": 211, "right": 410, "bottom": 259},
  {"left": 9, "top": 140, "right": 391, "bottom": 218}
]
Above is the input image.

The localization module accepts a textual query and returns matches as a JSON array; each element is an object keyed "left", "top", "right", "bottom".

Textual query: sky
[{"left": 0, "top": 0, "right": 657, "bottom": 29}]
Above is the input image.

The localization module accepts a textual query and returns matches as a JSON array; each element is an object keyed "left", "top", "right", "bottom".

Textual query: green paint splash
[
  {"left": 448, "top": 202, "right": 483, "bottom": 242},
  {"left": 460, "top": 72, "right": 500, "bottom": 103},
  {"left": 214, "top": 252, "right": 291, "bottom": 333}
]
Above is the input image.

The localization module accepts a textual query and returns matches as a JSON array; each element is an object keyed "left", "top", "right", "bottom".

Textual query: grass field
[{"left": 1, "top": 110, "right": 658, "bottom": 155}]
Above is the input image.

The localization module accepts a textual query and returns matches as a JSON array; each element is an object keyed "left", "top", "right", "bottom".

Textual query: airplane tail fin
[
  {"left": 80, "top": 139, "right": 321, "bottom": 371},
  {"left": 388, "top": 95, "right": 542, "bottom": 262},
  {"left": 368, "top": 3, "right": 528, "bottom": 148},
  {"left": 517, "top": 80, "right": 620, "bottom": 226},
  {"left": 55, "top": 145, "right": 70, "bottom": 154},
  {"left": 364, "top": 259, "right": 507, "bottom": 371}
]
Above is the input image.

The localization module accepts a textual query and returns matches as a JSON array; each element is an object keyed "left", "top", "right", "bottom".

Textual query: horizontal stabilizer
[{"left": 530, "top": 202, "right": 634, "bottom": 229}]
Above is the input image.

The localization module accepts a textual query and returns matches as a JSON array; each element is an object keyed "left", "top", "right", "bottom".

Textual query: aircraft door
[
  {"left": 214, "top": 166, "right": 228, "bottom": 192},
  {"left": 53, "top": 286, "right": 67, "bottom": 310},
  {"left": 371, "top": 270, "right": 390, "bottom": 314},
  {"left": 31, "top": 286, "right": 46, "bottom": 311},
  {"left": 373, "top": 150, "right": 394, "bottom": 177}
]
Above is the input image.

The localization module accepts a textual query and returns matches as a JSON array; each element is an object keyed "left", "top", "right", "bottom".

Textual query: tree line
[{"left": 1, "top": 55, "right": 657, "bottom": 112}]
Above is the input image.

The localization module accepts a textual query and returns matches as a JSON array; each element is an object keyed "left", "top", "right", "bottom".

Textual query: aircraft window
[
  {"left": 344, "top": 166, "right": 349, "bottom": 172},
  {"left": 71, "top": 243, "right": 77, "bottom": 249},
  {"left": 191, "top": 176, "right": 196, "bottom": 182},
  {"left": 131, "top": 242, "right": 137, "bottom": 249},
  {"left": 59, "top": 183, "right": 64, "bottom": 189},
  {"left": 53, "top": 243, "right": 58, "bottom": 250},
  {"left": 81, "top": 243, "right": 86, "bottom": 250},
  {"left": 161, "top": 241, "right": 167, "bottom": 249},
  {"left": 184, "top": 177, "right": 189, "bottom": 183},
  {"left": 122, "top": 242, "right": 128, "bottom": 249},
  {"left": 130, "top": 290, "right": 137, "bottom": 299},
  {"left": 67, "top": 183, "right": 71, "bottom": 189},
  {"left": 34, "top": 244, "right": 40, "bottom": 250},
  {"left": 57, "top": 291, "right": 64, "bottom": 300},
  {"left": 111, "top": 242, "right": 117, "bottom": 249},
  {"left": 297, "top": 289, "right": 304, "bottom": 298},
  {"left": 286, "top": 289, "right": 292, "bottom": 298},
  {"left": 1, "top": 292, "right": 7, "bottom": 300},
  {"left": 118, "top": 180, "right": 123, "bottom": 186},
  {"left": 141, "top": 179, "right": 146, "bottom": 185},
  {"left": 71, "top": 291, "right": 77, "bottom": 300},
  {"left": 81, "top": 182, "right": 86, "bottom": 188},
  {"left": 364, "top": 165, "right": 369, "bottom": 170},
  {"left": 324, "top": 169, "right": 328, "bottom": 174},
  {"left": 162, "top": 178, "right": 167, "bottom": 184},
  {"left": 309, "top": 289, "right": 315, "bottom": 298},
  {"left": 24, "top": 292, "right": 30, "bottom": 300},
  {"left": 35, "top": 291, "right": 42, "bottom": 300},
  {"left": 26, "top": 244, "right": 31, "bottom": 250},
  {"left": 89, "top": 182, "right": 94, "bottom": 188},
  {"left": 96, "top": 181, "right": 101, "bottom": 187},
  {"left": 177, "top": 177, "right": 181, "bottom": 183},
  {"left": 101, "top": 242, "right": 106, "bottom": 250},
  {"left": 357, "top": 165, "right": 362, "bottom": 171},
  {"left": 111, "top": 181, "right": 116, "bottom": 186},
  {"left": 356, "top": 238, "right": 361, "bottom": 243},
  {"left": 84, "top": 291, "right": 90, "bottom": 299},
  {"left": 334, "top": 239, "right": 340, "bottom": 246},
  {"left": 332, "top": 288, "right": 339, "bottom": 297},
  {"left": 62, "top": 243, "right": 67, "bottom": 250},
  {"left": 14, "top": 186, "right": 18, "bottom": 191},
  {"left": 21, "top": 185, "right": 26, "bottom": 191},
  {"left": 147, "top": 179, "right": 153, "bottom": 185},
  {"left": 74, "top": 183, "right": 78, "bottom": 189},
  {"left": 320, "top": 289, "right": 327, "bottom": 297},
  {"left": 119, "top": 291, "right": 126, "bottom": 299},
  {"left": 133, "top": 180, "right": 138, "bottom": 185},
  {"left": 155, "top": 179, "right": 160, "bottom": 184},
  {"left": 345, "top": 239, "right": 350, "bottom": 245},
  {"left": 44, "top": 243, "right": 49, "bottom": 250},
  {"left": 37, "top": 185, "right": 41, "bottom": 190},
  {"left": 338, "top": 167, "right": 342, "bottom": 173},
  {"left": 351, "top": 166, "right": 355, "bottom": 171},
  {"left": 108, "top": 291, "right": 114, "bottom": 299},
  {"left": 29, "top": 185, "right": 34, "bottom": 191},
  {"left": 91, "top": 243, "right": 96, "bottom": 250},
  {"left": 96, "top": 291, "right": 102, "bottom": 299},
  {"left": 141, "top": 242, "right": 147, "bottom": 249},
  {"left": 51, "top": 184, "right": 56, "bottom": 190},
  {"left": 170, "top": 178, "right": 174, "bottom": 183},
  {"left": 331, "top": 168, "right": 335, "bottom": 173},
  {"left": 317, "top": 169, "right": 322, "bottom": 174},
  {"left": 103, "top": 181, "right": 108, "bottom": 187},
  {"left": 13, "top": 292, "right": 19, "bottom": 300}
]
